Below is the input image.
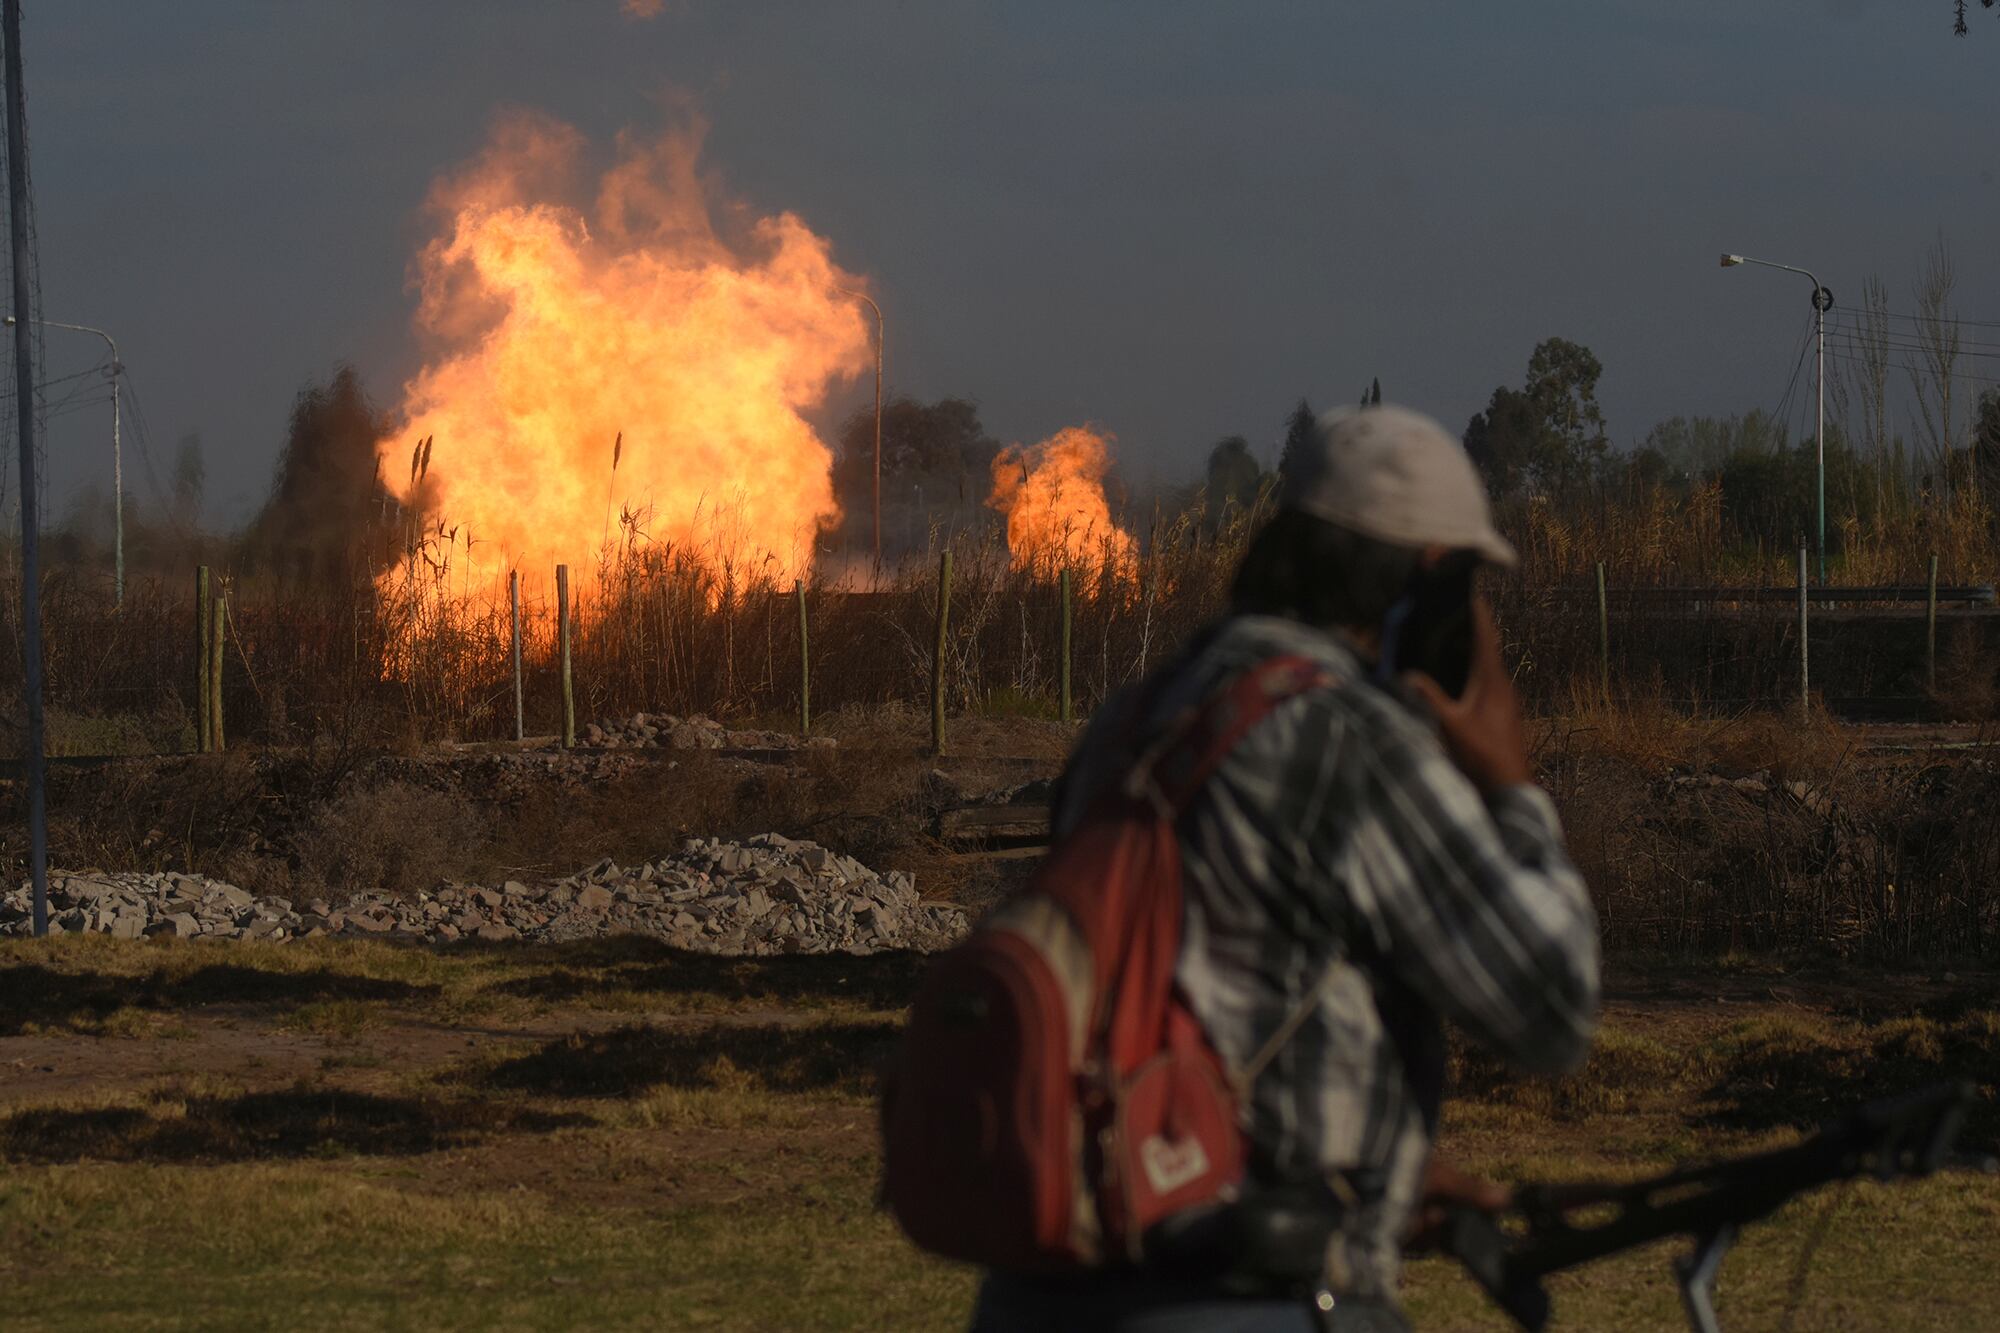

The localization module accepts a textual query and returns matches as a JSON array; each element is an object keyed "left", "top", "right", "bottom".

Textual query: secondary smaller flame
[{"left": 988, "top": 425, "right": 1137, "bottom": 591}]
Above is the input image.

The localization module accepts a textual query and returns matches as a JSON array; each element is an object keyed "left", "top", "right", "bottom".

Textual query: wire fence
[{"left": 0, "top": 527, "right": 1993, "bottom": 758}]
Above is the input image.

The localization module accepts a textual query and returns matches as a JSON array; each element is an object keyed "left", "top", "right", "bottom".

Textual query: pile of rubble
[
  {"left": 0, "top": 834, "right": 967, "bottom": 955},
  {"left": 581, "top": 712, "right": 832, "bottom": 751}
]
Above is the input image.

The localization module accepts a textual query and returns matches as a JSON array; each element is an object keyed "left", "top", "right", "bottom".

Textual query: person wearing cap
[{"left": 970, "top": 404, "right": 1600, "bottom": 1332}]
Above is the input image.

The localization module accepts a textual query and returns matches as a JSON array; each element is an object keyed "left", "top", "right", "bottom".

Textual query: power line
[
  {"left": 1822, "top": 347, "right": 2000, "bottom": 390},
  {"left": 1825, "top": 337, "right": 2000, "bottom": 375},
  {"left": 1825, "top": 338, "right": 2000, "bottom": 369},
  {"left": 1768, "top": 310, "right": 1816, "bottom": 437},
  {"left": 115, "top": 365, "right": 195, "bottom": 539},
  {"left": 0, "top": 359, "right": 107, "bottom": 401},
  {"left": 1825, "top": 317, "right": 2000, "bottom": 358},
  {"left": 1868, "top": 307, "right": 2000, "bottom": 333}
]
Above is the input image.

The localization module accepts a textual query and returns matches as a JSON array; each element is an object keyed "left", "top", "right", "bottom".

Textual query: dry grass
[
  {"left": 0, "top": 938, "right": 1993, "bottom": 1331},
  {"left": 291, "top": 780, "right": 481, "bottom": 900},
  {"left": 1540, "top": 684, "right": 1853, "bottom": 782}
]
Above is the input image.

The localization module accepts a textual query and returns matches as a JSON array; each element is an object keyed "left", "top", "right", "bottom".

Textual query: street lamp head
[
  {"left": 1720, "top": 254, "right": 1745, "bottom": 268},
  {"left": 2, "top": 314, "right": 13, "bottom": 325}
]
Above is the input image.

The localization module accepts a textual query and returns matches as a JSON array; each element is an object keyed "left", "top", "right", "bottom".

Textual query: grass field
[{"left": 0, "top": 935, "right": 1993, "bottom": 1331}]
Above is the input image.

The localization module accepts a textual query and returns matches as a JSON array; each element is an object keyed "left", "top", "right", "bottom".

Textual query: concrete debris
[
  {"left": 1, "top": 836, "right": 967, "bottom": 956},
  {"left": 581, "top": 712, "right": 834, "bottom": 752}
]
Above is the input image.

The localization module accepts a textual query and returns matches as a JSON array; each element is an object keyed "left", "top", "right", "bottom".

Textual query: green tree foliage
[
  {"left": 1616, "top": 446, "right": 1671, "bottom": 494},
  {"left": 1463, "top": 337, "right": 1609, "bottom": 497},
  {"left": 1639, "top": 411, "right": 1789, "bottom": 481},
  {"left": 1276, "top": 399, "right": 1315, "bottom": 488},
  {"left": 830, "top": 395, "right": 1001, "bottom": 548},
  {"left": 1629, "top": 411, "right": 1928, "bottom": 555}
]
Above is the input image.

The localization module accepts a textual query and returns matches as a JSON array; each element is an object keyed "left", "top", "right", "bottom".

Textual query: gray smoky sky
[{"left": 18, "top": 1, "right": 1998, "bottom": 524}]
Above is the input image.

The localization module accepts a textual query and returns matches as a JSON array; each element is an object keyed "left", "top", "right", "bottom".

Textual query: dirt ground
[
  {"left": 0, "top": 935, "right": 1994, "bottom": 1331},
  {"left": 3, "top": 710, "right": 1999, "bottom": 1327}
]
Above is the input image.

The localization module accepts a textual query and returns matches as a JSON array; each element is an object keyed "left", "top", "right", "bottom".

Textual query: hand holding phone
[
  {"left": 1381, "top": 551, "right": 1480, "bottom": 699},
  {"left": 1401, "top": 598, "right": 1533, "bottom": 791}
]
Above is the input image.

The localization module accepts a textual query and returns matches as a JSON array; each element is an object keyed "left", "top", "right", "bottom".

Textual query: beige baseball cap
[{"left": 1280, "top": 403, "right": 1518, "bottom": 569}]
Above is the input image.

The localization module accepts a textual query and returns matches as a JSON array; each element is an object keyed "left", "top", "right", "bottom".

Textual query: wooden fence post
[
  {"left": 557, "top": 563, "right": 575, "bottom": 748},
  {"left": 932, "top": 550, "right": 952, "bottom": 757},
  {"left": 1059, "top": 566, "right": 1074, "bottom": 724},
  {"left": 797, "top": 579, "right": 810, "bottom": 735},
  {"left": 1798, "top": 545, "right": 1809, "bottom": 721},
  {"left": 195, "top": 565, "right": 211, "bottom": 753},
  {"left": 209, "top": 585, "right": 226, "bottom": 752},
  {"left": 1595, "top": 560, "right": 1609, "bottom": 700},
  {"left": 1926, "top": 553, "right": 1939, "bottom": 695},
  {"left": 510, "top": 569, "right": 524, "bottom": 742}
]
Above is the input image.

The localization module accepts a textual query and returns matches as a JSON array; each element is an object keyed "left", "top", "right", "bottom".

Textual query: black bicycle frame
[{"left": 1445, "top": 1081, "right": 1984, "bottom": 1333}]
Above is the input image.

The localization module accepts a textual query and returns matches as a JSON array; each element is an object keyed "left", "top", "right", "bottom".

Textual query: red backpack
[{"left": 880, "top": 655, "right": 1330, "bottom": 1270}]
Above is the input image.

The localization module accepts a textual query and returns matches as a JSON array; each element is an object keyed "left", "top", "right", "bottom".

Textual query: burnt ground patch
[
  {"left": 0, "top": 1083, "right": 589, "bottom": 1165},
  {"left": 467, "top": 1019, "right": 899, "bottom": 1100},
  {"left": 0, "top": 960, "right": 438, "bottom": 1036},
  {"left": 1697, "top": 1007, "right": 2000, "bottom": 1149},
  {"left": 484, "top": 937, "right": 929, "bottom": 1011}
]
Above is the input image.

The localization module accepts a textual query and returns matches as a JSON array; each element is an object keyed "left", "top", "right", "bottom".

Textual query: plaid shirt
[{"left": 1052, "top": 614, "right": 1600, "bottom": 1299}]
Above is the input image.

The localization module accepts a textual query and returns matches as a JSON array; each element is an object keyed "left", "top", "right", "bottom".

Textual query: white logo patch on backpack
[{"left": 1139, "top": 1134, "right": 1212, "bottom": 1194}]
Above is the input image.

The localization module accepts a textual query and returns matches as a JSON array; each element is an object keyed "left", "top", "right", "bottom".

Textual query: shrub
[{"left": 291, "top": 780, "right": 480, "bottom": 902}]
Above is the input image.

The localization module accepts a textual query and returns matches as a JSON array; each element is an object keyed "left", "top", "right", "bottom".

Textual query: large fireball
[{"left": 378, "top": 111, "right": 871, "bottom": 591}]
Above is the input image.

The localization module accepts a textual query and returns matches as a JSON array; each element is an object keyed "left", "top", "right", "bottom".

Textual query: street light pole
[
  {"left": 1720, "top": 253, "right": 1833, "bottom": 583},
  {"left": 6, "top": 313, "right": 123, "bottom": 602},
  {"left": 837, "top": 289, "right": 884, "bottom": 568}
]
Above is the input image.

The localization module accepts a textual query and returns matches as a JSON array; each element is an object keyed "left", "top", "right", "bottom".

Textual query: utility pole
[
  {"left": 5, "top": 0, "right": 48, "bottom": 936},
  {"left": 7, "top": 316, "right": 121, "bottom": 603}
]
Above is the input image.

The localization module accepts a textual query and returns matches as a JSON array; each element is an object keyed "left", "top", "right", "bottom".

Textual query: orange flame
[
  {"left": 988, "top": 426, "right": 1137, "bottom": 589},
  {"left": 377, "top": 111, "right": 870, "bottom": 594}
]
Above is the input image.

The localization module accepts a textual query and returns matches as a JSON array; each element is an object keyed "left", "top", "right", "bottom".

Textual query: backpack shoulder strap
[
  {"left": 1233, "top": 956, "right": 1344, "bottom": 1096},
  {"left": 1133, "top": 654, "right": 1343, "bottom": 1098},
  {"left": 1132, "top": 654, "right": 1331, "bottom": 816}
]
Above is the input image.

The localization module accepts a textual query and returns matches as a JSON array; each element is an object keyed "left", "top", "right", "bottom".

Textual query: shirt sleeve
[{"left": 1347, "top": 729, "right": 1600, "bottom": 1076}]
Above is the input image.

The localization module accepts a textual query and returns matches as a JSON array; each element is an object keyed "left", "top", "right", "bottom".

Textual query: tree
[
  {"left": 830, "top": 395, "right": 1001, "bottom": 551},
  {"left": 1525, "top": 338, "right": 1609, "bottom": 459},
  {"left": 1463, "top": 337, "right": 1609, "bottom": 496},
  {"left": 172, "top": 432, "right": 206, "bottom": 529},
  {"left": 1204, "top": 435, "right": 1264, "bottom": 526},
  {"left": 1972, "top": 389, "right": 2000, "bottom": 491},
  {"left": 1717, "top": 444, "right": 1813, "bottom": 545},
  {"left": 1956, "top": 0, "right": 1997, "bottom": 35},
  {"left": 1832, "top": 274, "right": 1894, "bottom": 514},
  {"left": 1463, "top": 387, "right": 1541, "bottom": 497},
  {"left": 245, "top": 365, "right": 394, "bottom": 582},
  {"left": 1276, "top": 399, "right": 1315, "bottom": 487},
  {"left": 1906, "top": 235, "right": 1963, "bottom": 482},
  {"left": 1599, "top": 444, "right": 1674, "bottom": 500},
  {"left": 1360, "top": 377, "right": 1381, "bottom": 407}
]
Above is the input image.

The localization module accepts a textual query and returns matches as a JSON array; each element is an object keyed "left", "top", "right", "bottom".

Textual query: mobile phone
[{"left": 1381, "top": 552, "right": 1479, "bottom": 699}]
